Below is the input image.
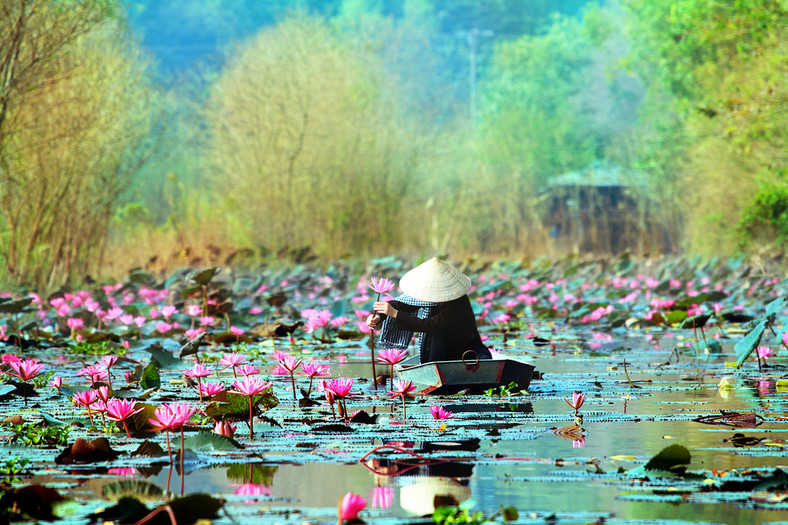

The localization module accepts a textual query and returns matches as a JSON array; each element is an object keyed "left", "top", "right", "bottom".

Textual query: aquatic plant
[
  {"left": 230, "top": 377, "right": 273, "bottom": 438},
  {"left": 326, "top": 377, "right": 353, "bottom": 418},
  {"left": 430, "top": 405, "right": 454, "bottom": 420},
  {"left": 366, "top": 276, "right": 396, "bottom": 390},
  {"left": 105, "top": 398, "right": 144, "bottom": 438},
  {"left": 338, "top": 492, "right": 366, "bottom": 524},
  {"left": 218, "top": 352, "right": 248, "bottom": 378},
  {"left": 276, "top": 353, "right": 302, "bottom": 403},
  {"left": 565, "top": 392, "right": 585, "bottom": 416},
  {"left": 376, "top": 348, "right": 408, "bottom": 391},
  {"left": 298, "top": 361, "right": 329, "bottom": 397},
  {"left": 389, "top": 378, "right": 416, "bottom": 420},
  {"left": 183, "top": 363, "right": 214, "bottom": 401},
  {"left": 5, "top": 358, "right": 44, "bottom": 406},
  {"left": 148, "top": 402, "right": 197, "bottom": 463}
]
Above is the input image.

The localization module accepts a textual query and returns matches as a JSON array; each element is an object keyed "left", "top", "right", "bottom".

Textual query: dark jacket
[{"left": 389, "top": 295, "right": 491, "bottom": 362}]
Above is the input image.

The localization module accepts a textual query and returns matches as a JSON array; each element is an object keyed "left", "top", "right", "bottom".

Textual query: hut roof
[{"left": 545, "top": 161, "right": 649, "bottom": 190}]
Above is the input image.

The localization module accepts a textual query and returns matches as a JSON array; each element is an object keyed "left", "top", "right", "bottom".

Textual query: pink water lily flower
[
  {"left": 430, "top": 405, "right": 454, "bottom": 420},
  {"left": 376, "top": 348, "right": 408, "bottom": 390},
  {"left": 327, "top": 377, "right": 353, "bottom": 418},
  {"left": 756, "top": 346, "right": 776, "bottom": 360},
  {"left": 230, "top": 377, "right": 272, "bottom": 439},
  {"left": 218, "top": 352, "right": 248, "bottom": 378},
  {"left": 199, "top": 381, "right": 226, "bottom": 398},
  {"left": 367, "top": 277, "right": 395, "bottom": 296},
  {"left": 236, "top": 364, "right": 261, "bottom": 377},
  {"left": 338, "top": 492, "right": 367, "bottom": 522},
  {"left": 298, "top": 362, "right": 329, "bottom": 396},
  {"left": 148, "top": 402, "right": 196, "bottom": 432},
  {"left": 389, "top": 379, "right": 416, "bottom": 419},
  {"left": 7, "top": 358, "right": 44, "bottom": 381},
  {"left": 214, "top": 420, "right": 236, "bottom": 438},
  {"left": 565, "top": 392, "right": 585, "bottom": 415},
  {"left": 148, "top": 402, "right": 197, "bottom": 462},
  {"left": 106, "top": 398, "right": 144, "bottom": 438},
  {"left": 277, "top": 354, "right": 302, "bottom": 403}
]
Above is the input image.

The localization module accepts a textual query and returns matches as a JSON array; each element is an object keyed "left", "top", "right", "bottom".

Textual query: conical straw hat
[{"left": 399, "top": 258, "right": 471, "bottom": 303}]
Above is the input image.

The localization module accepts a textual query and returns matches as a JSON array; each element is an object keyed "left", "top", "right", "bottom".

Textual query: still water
[{"left": 44, "top": 330, "right": 788, "bottom": 525}]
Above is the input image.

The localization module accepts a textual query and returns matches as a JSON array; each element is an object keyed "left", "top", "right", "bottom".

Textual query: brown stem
[{"left": 289, "top": 373, "right": 297, "bottom": 403}]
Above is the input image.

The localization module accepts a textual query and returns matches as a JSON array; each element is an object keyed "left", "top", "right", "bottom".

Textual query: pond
[{"left": 1, "top": 258, "right": 787, "bottom": 524}]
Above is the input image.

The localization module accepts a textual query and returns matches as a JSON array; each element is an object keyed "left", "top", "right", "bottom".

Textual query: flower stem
[{"left": 248, "top": 397, "right": 254, "bottom": 439}]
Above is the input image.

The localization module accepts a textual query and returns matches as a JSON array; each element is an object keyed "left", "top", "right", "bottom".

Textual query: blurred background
[{"left": 1, "top": 0, "right": 786, "bottom": 289}]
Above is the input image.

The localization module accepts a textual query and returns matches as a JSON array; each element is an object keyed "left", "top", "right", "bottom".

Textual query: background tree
[{"left": 0, "top": 19, "right": 157, "bottom": 288}]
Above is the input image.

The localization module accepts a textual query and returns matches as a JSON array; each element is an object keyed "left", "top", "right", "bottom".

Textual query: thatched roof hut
[{"left": 542, "top": 161, "right": 671, "bottom": 255}]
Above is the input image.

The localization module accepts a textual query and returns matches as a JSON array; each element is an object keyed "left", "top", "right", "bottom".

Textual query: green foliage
[
  {"left": 484, "top": 381, "right": 524, "bottom": 397},
  {"left": 0, "top": 457, "right": 30, "bottom": 483},
  {"left": 2, "top": 422, "right": 72, "bottom": 447},
  {"left": 738, "top": 181, "right": 788, "bottom": 248},
  {"left": 433, "top": 499, "right": 518, "bottom": 525},
  {"left": 66, "top": 340, "right": 122, "bottom": 356}
]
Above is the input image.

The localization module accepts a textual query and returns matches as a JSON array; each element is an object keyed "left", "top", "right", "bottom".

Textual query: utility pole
[{"left": 465, "top": 27, "right": 493, "bottom": 130}]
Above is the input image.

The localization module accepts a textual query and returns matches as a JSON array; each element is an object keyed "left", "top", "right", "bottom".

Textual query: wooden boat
[{"left": 393, "top": 352, "right": 535, "bottom": 395}]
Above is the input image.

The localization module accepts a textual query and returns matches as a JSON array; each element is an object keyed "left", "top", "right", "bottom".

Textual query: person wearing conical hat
[{"left": 367, "top": 258, "right": 491, "bottom": 363}]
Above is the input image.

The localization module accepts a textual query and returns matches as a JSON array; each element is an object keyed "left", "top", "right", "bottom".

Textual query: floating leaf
[
  {"left": 643, "top": 444, "right": 690, "bottom": 473},
  {"left": 182, "top": 431, "right": 243, "bottom": 451},
  {"left": 204, "top": 391, "right": 278, "bottom": 422}
]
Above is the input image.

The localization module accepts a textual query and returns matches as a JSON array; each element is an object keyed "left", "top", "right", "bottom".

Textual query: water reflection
[{"left": 226, "top": 464, "right": 276, "bottom": 503}]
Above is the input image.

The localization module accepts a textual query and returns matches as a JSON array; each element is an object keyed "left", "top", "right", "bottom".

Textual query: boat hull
[{"left": 393, "top": 355, "right": 535, "bottom": 395}]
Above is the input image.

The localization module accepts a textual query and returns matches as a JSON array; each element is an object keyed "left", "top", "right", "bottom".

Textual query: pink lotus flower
[
  {"left": 367, "top": 277, "right": 395, "bottom": 296},
  {"left": 376, "top": 348, "right": 408, "bottom": 390},
  {"left": 199, "top": 381, "right": 226, "bottom": 398},
  {"left": 184, "top": 363, "right": 214, "bottom": 379},
  {"left": 430, "top": 405, "right": 454, "bottom": 420},
  {"left": 50, "top": 376, "right": 62, "bottom": 392},
  {"left": 106, "top": 398, "right": 144, "bottom": 438},
  {"left": 66, "top": 317, "right": 84, "bottom": 332},
  {"left": 230, "top": 377, "right": 272, "bottom": 439},
  {"left": 277, "top": 354, "right": 302, "bottom": 403},
  {"left": 184, "top": 362, "right": 215, "bottom": 401},
  {"left": 78, "top": 364, "right": 108, "bottom": 387},
  {"left": 236, "top": 364, "right": 261, "bottom": 376},
  {"left": 73, "top": 389, "right": 99, "bottom": 424},
  {"left": 231, "top": 377, "right": 272, "bottom": 397},
  {"left": 565, "top": 392, "right": 585, "bottom": 415},
  {"left": 298, "top": 362, "right": 329, "bottom": 396},
  {"left": 7, "top": 358, "right": 44, "bottom": 381},
  {"left": 148, "top": 402, "right": 196, "bottom": 432},
  {"left": 186, "top": 304, "right": 202, "bottom": 317},
  {"left": 757, "top": 346, "right": 776, "bottom": 360},
  {"left": 234, "top": 483, "right": 272, "bottom": 504},
  {"left": 219, "top": 352, "right": 248, "bottom": 377},
  {"left": 389, "top": 379, "right": 416, "bottom": 419},
  {"left": 327, "top": 377, "right": 353, "bottom": 418},
  {"left": 148, "top": 402, "right": 197, "bottom": 462},
  {"left": 161, "top": 305, "right": 177, "bottom": 318},
  {"left": 214, "top": 420, "right": 236, "bottom": 438},
  {"left": 327, "top": 377, "right": 353, "bottom": 398},
  {"left": 339, "top": 492, "right": 367, "bottom": 522},
  {"left": 1, "top": 353, "right": 20, "bottom": 364}
]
